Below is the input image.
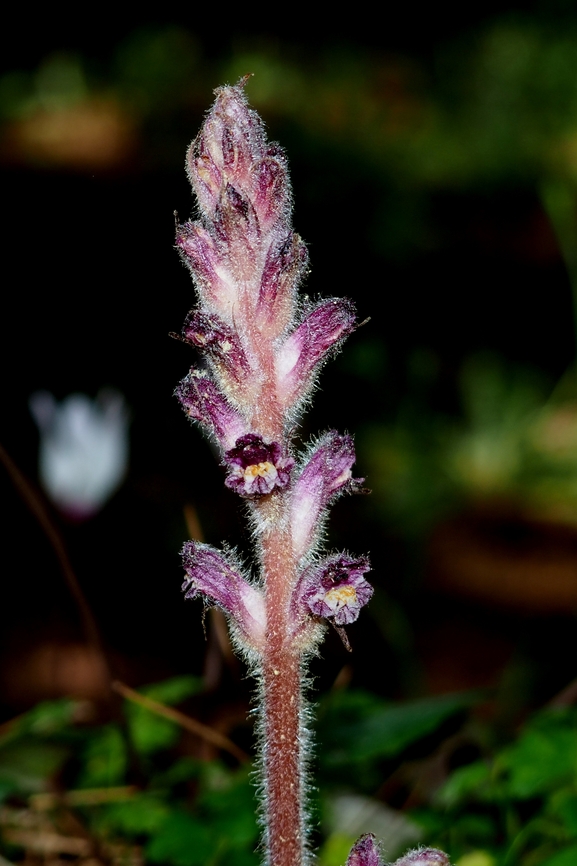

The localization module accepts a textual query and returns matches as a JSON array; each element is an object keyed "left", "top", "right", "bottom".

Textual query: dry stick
[
  {"left": 111, "top": 679, "right": 249, "bottom": 764},
  {"left": 0, "top": 442, "right": 110, "bottom": 685}
]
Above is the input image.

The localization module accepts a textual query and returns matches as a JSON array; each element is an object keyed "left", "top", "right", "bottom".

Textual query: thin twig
[
  {"left": 0, "top": 442, "right": 110, "bottom": 685},
  {"left": 111, "top": 680, "right": 249, "bottom": 763}
]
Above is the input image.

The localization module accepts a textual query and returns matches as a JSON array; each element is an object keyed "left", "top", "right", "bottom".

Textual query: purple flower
[
  {"left": 291, "top": 431, "right": 363, "bottom": 560},
  {"left": 299, "top": 554, "right": 372, "bottom": 625},
  {"left": 346, "top": 835, "right": 382, "bottom": 866},
  {"left": 393, "top": 850, "right": 451, "bottom": 866},
  {"left": 257, "top": 231, "right": 309, "bottom": 334},
  {"left": 181, "top": 309, "right": 249, "bottom": 382},
  {"left": 175, "top": 368, "right": 246, "bottom": 450},
  {"left": 225, "top": 434, "right": 294, "bottom": 498},
  {"left": 181, "top": 541, "right": 265, "bottom": 652},
  {"left": 176, "top": 221, "right": 236, "bottom": 318},
  {"left": 276, "top": 299, "right": 357, "bottom": 410}
]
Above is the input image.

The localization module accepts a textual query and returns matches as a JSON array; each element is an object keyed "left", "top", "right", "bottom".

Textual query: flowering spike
[
  {"left": 181, "top": 541, "right": 265, "bottom": 652},
  {"left": 276, "top": 298, "right": 357, "bottom": 409},
  {"left": 224, "top": 433, "right": 294, "bottom": 498},
  {"left": 174, "top": 83, "right": 378, "bottom": 866},
  {"left": 175, "top": 368, "right": 246, "bottom": 450},
  {"left": 392, "top": 849, "right": 451, "bottom": 866},
  {"left": 291, "top": 431, "right": 363, "bottom": 560},
  {"left": 346, "top": 835, "right": 382, "bottom": 866},
  {"left": 296, "top": 554, "right": 372, "bottom": 625}
]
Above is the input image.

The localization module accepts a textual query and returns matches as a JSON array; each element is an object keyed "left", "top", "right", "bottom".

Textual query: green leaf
[
  {"left": 553, "top": 794, "right": 577, "bottom": 838},
  {"left": 146, "top": 810, "right": 212, "bottom": 866},
  {"left": 78, "top": 724, "right": 127, "bottom": 788},
  {"left": 140, "top": 676, "right": 203, "bottom": 705},
  {"left": 320, "top": 690, "right": 477, "bottom": 764},
  {"left": 0, "top": 741, "right": 69, "bottom": 793},
  {"left": 0, "top": 699, "right": 79, "bottom": 747},
  {"left": 438, "top": 762, "right": 494, "bottom": 808},
  {"left": 152, "top": 756, "right": 202, "bottom": 788},
  {"left": 538, "top": 843, "right": 577, "bottom": 866},
  {"left": 126, "top": 676, "right": 203, "bottom": 756},
  {"left": 499, "top": 711, "right": 577, "bottom": 798},
  {"left": 198, "top": 765, "right": 258, "bottom": 849},
  {"left": 97, "top": 793, "right": 170, "bottom": 836}
]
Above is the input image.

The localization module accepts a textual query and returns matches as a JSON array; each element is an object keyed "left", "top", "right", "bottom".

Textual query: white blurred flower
[{"left": 29, "top": 388, "right": 129, "bottom": 519}]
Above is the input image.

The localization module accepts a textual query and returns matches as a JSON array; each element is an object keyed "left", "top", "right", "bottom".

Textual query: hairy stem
[
  {"left": 263, "top": 647, "right": 303, "bottom": 866},
  {"left": 259, "top": 503, "right": 305, "bottom": 866}
]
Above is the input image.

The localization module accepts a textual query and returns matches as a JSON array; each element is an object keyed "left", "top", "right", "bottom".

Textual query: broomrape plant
[{"left": 173, "top": 77, "right": 450, "bottom": 866}]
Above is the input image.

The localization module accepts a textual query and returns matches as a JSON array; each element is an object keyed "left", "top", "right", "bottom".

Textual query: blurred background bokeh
[{"left": 4, "top": 4, "right": 577, "bottom": 865}]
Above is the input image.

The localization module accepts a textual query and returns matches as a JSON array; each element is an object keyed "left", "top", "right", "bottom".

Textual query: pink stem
[{"left": 260, "top": 511, "right": 304, "bottom": 866}]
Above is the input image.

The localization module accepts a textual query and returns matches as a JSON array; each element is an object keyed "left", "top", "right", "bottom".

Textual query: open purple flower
[
  {"left": 181, "top": 541, "right": 265, "bottom": 652},
  {"left": 224, "top": 433, "right": 294, "bottom": 498},
  {"left": 299, "top": 554, "right": 372, "bottom": 625}
]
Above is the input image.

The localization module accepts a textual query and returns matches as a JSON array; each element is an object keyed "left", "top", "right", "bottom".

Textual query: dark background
[{"left": 2, "top": 1, "right": 577, "bottom": 725}]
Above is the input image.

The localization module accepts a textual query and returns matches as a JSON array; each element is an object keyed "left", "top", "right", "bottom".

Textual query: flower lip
[
  {"left": 224, "top": 433, "right": 294, "bottom": 498},
  {"left": 302, "top": 554, "right": 372, "bottom": 626}
]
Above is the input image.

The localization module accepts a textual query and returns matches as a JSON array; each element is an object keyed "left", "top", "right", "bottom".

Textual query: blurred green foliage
[{"left": 1, "top": 680, "right": 577, "bottom": 865}]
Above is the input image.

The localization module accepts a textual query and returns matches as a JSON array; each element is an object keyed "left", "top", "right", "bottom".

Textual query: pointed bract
[
  {"left": 258, "top": 231, "right": 309, "bottom": 333},
  {"left": 291, "top": 431, "right": 363, "bottom": 560},
  {"left": 225, "top": 433, "right": 294, "bottom": 498},
  {"left": 175, "top": 368, "right": 246, "bottom": 450},
  {"left": 346, "top": 835, "right": 382, "bottom": 866},
  {"left": 181, "top": 541, "right": 265, "bottom": 651},
  {"left": 181, "top": 309, "right": 249, "bottom": 382}
]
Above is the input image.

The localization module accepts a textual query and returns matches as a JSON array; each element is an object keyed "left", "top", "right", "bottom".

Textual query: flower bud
[
  {"left": 276, "top": 298, "right": 356, "bottom": 409},
  {"left": 181, "top": 541, "right": 265, "bottom": 651},
  {"left": 346, "top": 835, "right": 382, "bottom": 866},
  {"left": 175, "top": 368, "right": 246, "bottom": 450},
  {"left": 291, "top": 431, "right": 363, "bottom": 560},
  {"left": 257, "top": 231, "right": 309, "bottom": 335},
  {"left": 181, "top": 309, "right": 249, "bottom": 383}
]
